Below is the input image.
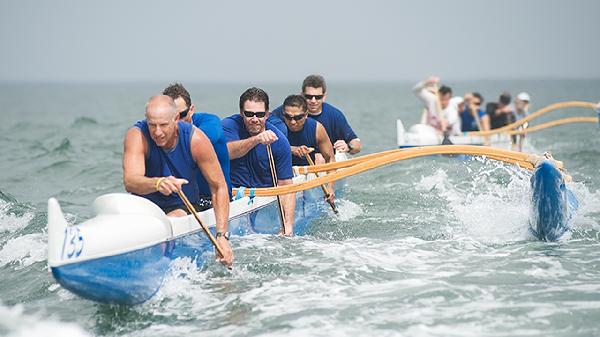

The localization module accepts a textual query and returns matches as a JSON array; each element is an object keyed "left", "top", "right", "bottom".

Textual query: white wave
[
  {"left": 0, "top": 303, "right": 91, "bottom": 337},
  {"left": 413, "top": 162, "right": 534, "bottom": 242},
  {"left": 0, "top": 233, "right": 47, "bottom": 269},
  {"left": 569, "top": 181, "right": 600, "bottom": 231},
  {"left": 0, "top": 200, "right": 34, "bottom": 234},
  {"left": 334, "top": 199, "right": 363, "bottom": 221}
]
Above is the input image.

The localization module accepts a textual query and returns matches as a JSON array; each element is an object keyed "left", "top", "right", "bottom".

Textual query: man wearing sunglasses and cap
[
  {"left": 514, "top": 92, "right": 531, "bottom": 151},
  {"left": 162, "top": 83, "right": 232, "bottom": 208},
  {"left": 221, "top": 87, "right": 296, "bottom": 235},
  {"left": 273, "top": 74, "right": 361, "bottom": 157}
]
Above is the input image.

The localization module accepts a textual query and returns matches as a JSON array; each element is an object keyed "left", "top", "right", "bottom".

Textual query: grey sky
[{"left": 1, "top": 0, "right": 599, "bottom": 82}]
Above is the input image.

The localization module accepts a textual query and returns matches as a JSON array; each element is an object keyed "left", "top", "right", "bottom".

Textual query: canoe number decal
[{"left": 61, "top": 227, "right": 84, "bottom": 260}]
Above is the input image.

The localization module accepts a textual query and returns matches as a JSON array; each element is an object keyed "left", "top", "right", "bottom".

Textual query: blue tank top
[
  {"left": 287, "top": 117, "right": 318, "bottom": 166},
  {"left": 191, "top": 112, "right": 232, "bottom": 198},
  {"left": 460, "top": 108, "right": 486, "bottom": 132},
  {"left": 134, "top": 120, "right": 200, "bottom": 209}
]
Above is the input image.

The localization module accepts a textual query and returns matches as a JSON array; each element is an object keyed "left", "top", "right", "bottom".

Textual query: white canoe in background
[{"left": 396, "top": 120, "right": 518, "bottom": 150}]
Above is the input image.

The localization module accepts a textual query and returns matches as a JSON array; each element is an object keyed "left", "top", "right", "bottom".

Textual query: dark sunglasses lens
[
  {"left": 179, "top": 107, "right": 189, "bottom": 119},
  {"left": 284, "top": 114, "right": 305, "bottom": 121},
  {"left": 244, "top": 111, "right": 266, "bottom": 118},
  {"left": 304, "top": 94, "right": 323, "bottom": 100}
]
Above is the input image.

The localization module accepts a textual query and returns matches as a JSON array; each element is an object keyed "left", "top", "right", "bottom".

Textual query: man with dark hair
[
  {"left": 281, "top": 94, "right": 335, "bottom": 202},
  {"left": 221, "top": 87, "right": 296, "bottom": 235},
  {"left": 123, "top": 95, "right": 233, "bottom": 266},
  {"left": 460, "top": 92, "right": 490, "bottom": 132},
  {"left": 488, "top": 92, "right": 514, "bottom": 130},
  {"left": 413, "top": 76, "right": 460, "bottom": 134},
  {"left": 273, "top": 74, "right": 361, "bottom": 156},
  {"left": 162, "top": 83, "right": 232, "bottom": 205}
]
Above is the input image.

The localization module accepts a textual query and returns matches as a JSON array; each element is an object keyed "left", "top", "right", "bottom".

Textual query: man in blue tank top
[
  {"left": 272, "top": 74, "right": 361, "bottom": 158},
  {"left": 460, "top": 92, "right": 489, "bottom": 132},
  {"left": 281, "top": 94, "right": 336, "bottom": 202},
  {"left": 222, "top": 87, "right": 296, "bottom": 235},
  {"left": 162, "top": 83, "right": 232, "bottom": 204},
  {"left": 123, "top": 95, "right": 233, "bottom": 266}
]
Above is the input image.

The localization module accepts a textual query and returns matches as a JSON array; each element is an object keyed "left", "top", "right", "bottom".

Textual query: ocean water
[{"left": 0, "top": 80, "right": 599, "bottom": 337}]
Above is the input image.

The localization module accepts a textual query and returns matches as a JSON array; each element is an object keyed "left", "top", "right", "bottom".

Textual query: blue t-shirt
[
  {"left": 221, "top": 114, "right": 293, "bottom": 188},
  {"left": 287, "top": 117, "right": 318, "bottom": 166},
  {"left": 191, "top": 112, "right": 232, "bottom": 197},
  {"left": 133, "top": 120, "right": 199, "bottom": 209},
  {"left": 460, "top": 108, "right": 486, "bottom": 132},
  {"left": 273, "top": 102, "right": 357, "bottom": 144},
  {"left": 267, "top": 114, "right": 288, "bottom": 137}
]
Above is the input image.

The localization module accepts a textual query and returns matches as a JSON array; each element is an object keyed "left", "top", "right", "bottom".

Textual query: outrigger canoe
[
  {"left": 46, "top": 150, "right": 577, "bottom": 305},
  {"left": 396, "top": 121, "right": 516, "bottom": 149},
  {"left": 396, "top": 101, "right": 599, "bottom": 149},
  {"left": 47, "top": 163, "right": 345, "bottom": 305}
]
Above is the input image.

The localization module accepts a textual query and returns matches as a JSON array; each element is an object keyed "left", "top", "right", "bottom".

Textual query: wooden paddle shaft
[
  {"left": 177, "top": 189, "right": 226, "bottom": 259},
  {"left": 304, "top": 153, "right": 338, "bottom": 214},
  {"left": 266, "top": 144, "right": 287, "bottom": 234}
]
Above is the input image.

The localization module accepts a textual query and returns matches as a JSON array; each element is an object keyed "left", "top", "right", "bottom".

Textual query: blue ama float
[
  {"left": 529, "top": 159, "right": 578, "bottom": 241},
  {"left": 46, "top": 151, "right": 578, "bottom": 305}
]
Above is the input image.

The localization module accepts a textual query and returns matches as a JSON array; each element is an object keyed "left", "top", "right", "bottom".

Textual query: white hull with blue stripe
[
  {"left": 47, "top": 172, "right": 340, "bottom": 305},
  {"left": 396, "top": 120, "right": 516, "bottom": 149}
]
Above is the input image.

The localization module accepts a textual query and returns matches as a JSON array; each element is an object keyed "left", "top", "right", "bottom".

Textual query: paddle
[
  {"left": 304, "top": 152, "right": 339, "bottom": 214},
  {"left": 266, "top": 144, "right": 287, "bottom": 235},
  {"left": 176, "top": 188, "right": 231, "bottom": 270}
]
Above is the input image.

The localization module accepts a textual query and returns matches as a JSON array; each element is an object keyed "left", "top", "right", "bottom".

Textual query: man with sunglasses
[
  {"left": 281, "top": 94, "right": 336, "bottom": 203},
  {"left": 273, "top": 74, "right": 361, "bottom": 156},
  {"left": 221, "top": 87, "right": 296, "bottom": 235},
  {"left": 460, "top": 92, "right": 489, "bottom": 132},
  {"left": 162, "top": 83, "right": 231, "bottom": 206},
  {"left": 123, "top": 95, "right": 233, "bottom": 267}
]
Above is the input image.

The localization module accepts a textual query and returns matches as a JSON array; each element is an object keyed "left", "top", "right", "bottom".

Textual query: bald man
[{"left": 123, "top": 95, "right": 233, "bottom": 266}]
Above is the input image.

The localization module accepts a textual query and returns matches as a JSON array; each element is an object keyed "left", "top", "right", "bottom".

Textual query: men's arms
[
  {"left": 226, "top": 130, "right": 279, "bottom": 159},
  {"left": 277, "top": 178, "right": 296, "bottom": 235},
  {"left": 316, "top": 123, "right": 336, "bottom": 201}
]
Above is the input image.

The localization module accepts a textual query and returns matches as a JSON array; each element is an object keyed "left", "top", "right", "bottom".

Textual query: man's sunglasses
[
  {"left": 243, "top": 110, "right": 267, "bottom": 118},
  {"left": 178, "top": 107, "right": 190, "bottom": 119},
  {"left": 283, "top": 113, "right": 307, "bottom": 121},
  {"left": 303, "top": 94, "right": 324, "bottom": 100}
]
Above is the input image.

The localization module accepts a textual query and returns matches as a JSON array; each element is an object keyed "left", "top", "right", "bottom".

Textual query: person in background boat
[
  {"left": 488, "top": 92, "right": 514, "bottom": 130},
  {"left": 272, "top": 74, "right": 361, "bottom": 159},
  {"left": 514, "top": 92, "right": 531, "bottom": 151},
  {"left": 281, "top": 94, "right": 336, "bottom": 203},
  {"left": 413, "top": 76, "right": 461, "bottom": 135},
  {"left": 162, "top": 83, "right": 232, "bottom": 203},
  {"left": 460, "top": 92, "right": 490, "bottom": 132},
  {"left": 123, "top": 95, "right": 233, "bottom": 266},
  {"left": 222, "top": 87, "right": 296, "bottom": 235}
]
